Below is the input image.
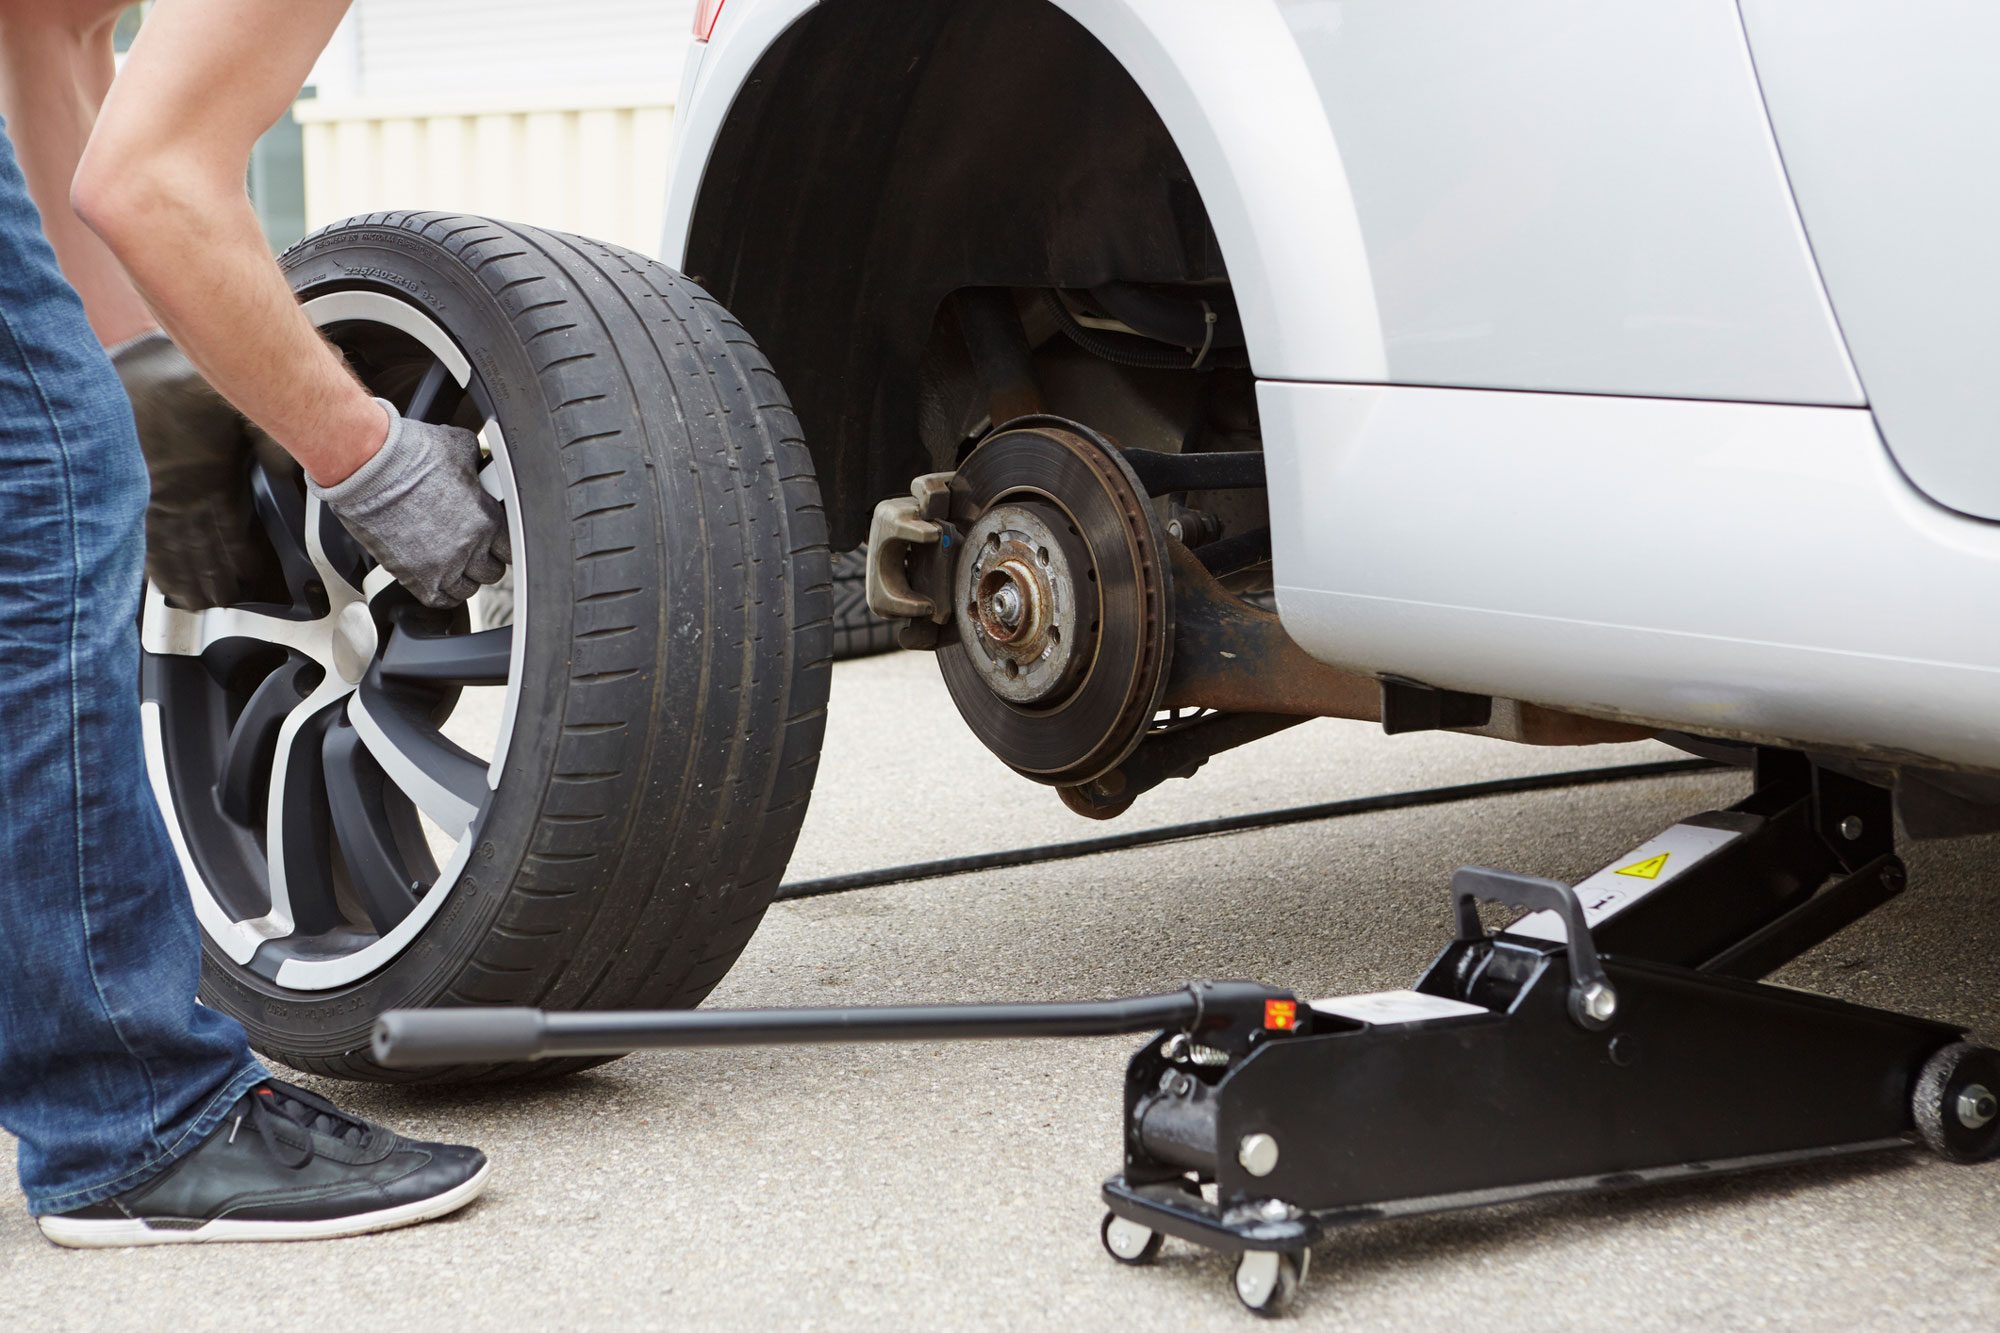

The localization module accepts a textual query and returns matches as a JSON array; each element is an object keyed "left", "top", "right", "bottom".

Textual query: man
[{"left": 0, "top": 0, "right": 503, "bottom": 1245}]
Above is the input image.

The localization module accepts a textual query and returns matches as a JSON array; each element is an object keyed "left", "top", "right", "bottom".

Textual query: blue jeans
[{"left": 0, "top": 123, "right": 265, "bottom": 1216}]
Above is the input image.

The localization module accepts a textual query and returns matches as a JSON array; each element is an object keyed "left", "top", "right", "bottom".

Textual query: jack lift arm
[{"left": 375, "top": 753, "right": 2000, "bottom": 1317}]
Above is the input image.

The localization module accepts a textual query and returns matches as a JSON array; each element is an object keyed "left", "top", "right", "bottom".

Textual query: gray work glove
[
  {"left": 113, "top": 332, "right": 285, "bottom": 610},
  {"left": 308, "top": 399, "right": 510, "bottom": 609}
]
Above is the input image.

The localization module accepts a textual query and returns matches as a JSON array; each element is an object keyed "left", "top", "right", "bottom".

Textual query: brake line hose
[{"left": 776, "top": 757, "right": 1729, "bottom": 902}]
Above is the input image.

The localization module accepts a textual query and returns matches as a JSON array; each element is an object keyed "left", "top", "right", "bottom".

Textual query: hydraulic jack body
[{"left": 375, "top": 753, "right": 2000, "bottom": 1316}]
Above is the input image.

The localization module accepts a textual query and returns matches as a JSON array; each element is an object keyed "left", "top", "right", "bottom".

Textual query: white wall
[
  {"left": 338, "top": 0, "right": 694, "bottom": 96},
  {"left": 310, "top": 0, "right": 697, "bottom": 98}
]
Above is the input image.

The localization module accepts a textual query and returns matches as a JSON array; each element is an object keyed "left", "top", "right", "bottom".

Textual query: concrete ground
[{"left": 7, "top": 649, "right": 2000, "bottom": 1329}]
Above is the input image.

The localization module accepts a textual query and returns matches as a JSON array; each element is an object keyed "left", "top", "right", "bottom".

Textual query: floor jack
[{"left": 374, "top": 752, "right": 2000, "bottom": 1316}]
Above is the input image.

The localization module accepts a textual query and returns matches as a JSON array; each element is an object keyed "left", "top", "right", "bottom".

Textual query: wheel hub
[
  {"left": 956, "top": 502, "right": 1092, "bottom": 706},
  {"left": 331, "top": 601, "right": 379, "bottom": 685}
]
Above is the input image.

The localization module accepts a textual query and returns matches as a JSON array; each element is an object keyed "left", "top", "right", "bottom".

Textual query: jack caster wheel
[
  {"left": 1914, "top": 1041, "right": 2000, "bottom": 1163},
  {"left": 1100, "top": 1212, "right": 1163, "bottom": 1266},
  {"left": 1233, "top": 1248, "right": 1307, "bottom": 1318}
]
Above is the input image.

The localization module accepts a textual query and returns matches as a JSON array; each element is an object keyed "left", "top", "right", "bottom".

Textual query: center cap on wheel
[{"left": 332, "top": 602, "right": 378, "bottom": 685}]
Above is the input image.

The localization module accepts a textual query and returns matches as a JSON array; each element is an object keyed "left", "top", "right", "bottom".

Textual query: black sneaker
[{"left": 38, "top": 1080, "right": 489, "bottom": 1247}]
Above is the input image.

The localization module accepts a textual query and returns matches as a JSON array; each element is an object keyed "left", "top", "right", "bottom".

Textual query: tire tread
[{"left": 265, "top": 212, "right": 829, "bottom": 1082}]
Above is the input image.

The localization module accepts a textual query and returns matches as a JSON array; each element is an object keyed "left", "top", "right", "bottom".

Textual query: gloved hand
[
  {"left": 113, "top": 331, "right": 283, "bottom": 610},
  {"left": 308, "top": 399, "right": 510, "bottom": 609}
]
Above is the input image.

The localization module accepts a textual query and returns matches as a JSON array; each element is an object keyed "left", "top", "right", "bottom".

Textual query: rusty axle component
[{"left": 864, "top": 421, "right": 1648, "bottom": 816}]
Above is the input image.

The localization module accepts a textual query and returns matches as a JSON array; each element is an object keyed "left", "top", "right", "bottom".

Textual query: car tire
[{"left": 140, "top": 212, "right": 830, "bottom": 1082}]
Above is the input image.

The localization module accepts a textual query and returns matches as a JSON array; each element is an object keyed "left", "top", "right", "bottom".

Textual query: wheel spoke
[
  {"left": 364, "top": 563, "right": 404, "bottom": 605},
  {"left": 216, "top": 660, "right": 315, "bottom": 823},
  {"left": 404, "top": 356, "right": 464, "bottom": 425},
  {"left": 265, "top": 697, "right": 344, "bottom": 937},
  {"left": 248, "top": 457, "right": 318, "bottom": 605},
  {"left": 142, "top": 588, "right": 336, "bottom": 671},
  {"left": 161, "top": 288, "right": 508, "bottom": 982},
  {"left": 380, "top": 624, "right": 512, "bottom": 687},
  {"left": 348, "top": 683, "right": 487, "bottom": 838},
  {"left": 308, "top": 494, "right": 369, "bottom": 593},
  {"left": 322, "top": 720, "right": 421, "bottom": 934}
]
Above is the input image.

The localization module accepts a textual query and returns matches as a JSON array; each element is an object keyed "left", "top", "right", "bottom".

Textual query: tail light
[{"left": 693, "top": 0, "right": 727, "bottom": 41}]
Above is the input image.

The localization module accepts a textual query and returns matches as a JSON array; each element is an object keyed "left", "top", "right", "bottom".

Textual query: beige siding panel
[
  {"left": 471, "top": 113, "right": 520, "bottom": 222},
  {"left": 297, "top": 95, "right": 675, "bottom": 256},
  {"left": 521, "top": 112, "right": 570, "bottom": 231},
  {"left": 423, "top": 116, "right": 471, "bottom": 212},
  {"left": 632, "top": 109, "right": 676, "bottom": 230},
  {"left": 576, "top": 107, "right": 621, "bottom": 242}
]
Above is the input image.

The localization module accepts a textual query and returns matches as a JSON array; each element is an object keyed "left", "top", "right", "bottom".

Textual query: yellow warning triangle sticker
[{"left": 1614, "top": 852, "right": 1670, "bottom": 880}]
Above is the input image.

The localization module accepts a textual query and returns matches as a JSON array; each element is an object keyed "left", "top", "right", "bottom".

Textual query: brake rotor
[{"left": 938, "top": 419, "right": 1173, "bottom": 785}]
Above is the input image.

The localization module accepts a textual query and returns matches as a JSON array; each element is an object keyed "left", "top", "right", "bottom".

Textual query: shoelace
[{"left": 225, "top": 1081, "right": 373, "bottom": 1170}]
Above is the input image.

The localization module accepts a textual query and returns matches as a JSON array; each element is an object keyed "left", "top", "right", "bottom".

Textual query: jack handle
[
  {"left": 1452, "top": 867, "right": 1617, "bottom": 1030},
  {"left": 369, "top": 987, "right": 1271, "bottom": 1068}
]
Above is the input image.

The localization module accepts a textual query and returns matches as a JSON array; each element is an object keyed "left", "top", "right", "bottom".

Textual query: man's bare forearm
[
  {"left": 72, "top": 0, "right": 383, "bottom": 485},
  {"left": 0, "top": 0, "right": 155, "bottom": 345}
]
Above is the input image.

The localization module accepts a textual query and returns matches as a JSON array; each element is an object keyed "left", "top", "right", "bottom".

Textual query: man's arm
[
  {"left": 70, "top": 0, "right": 382, "bottom": 487},
  {"left": 70, "top": 0, "right": 507, "bottom": 610},
  {"left": 0, "top": 0, "right": 155, "bottom": 345}
]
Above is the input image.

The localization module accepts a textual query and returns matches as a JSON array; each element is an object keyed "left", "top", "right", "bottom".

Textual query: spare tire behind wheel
[
  {"left": 830, "top": 547, "right": 901, "bottom": 659},
  {"left": 142, "top": 212, "right": 830, "bottom": 1082}
]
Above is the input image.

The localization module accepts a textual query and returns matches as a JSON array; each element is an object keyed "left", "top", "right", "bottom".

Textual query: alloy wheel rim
[{"left": 140, "top": 290, "right": 527, "bottom": 993}]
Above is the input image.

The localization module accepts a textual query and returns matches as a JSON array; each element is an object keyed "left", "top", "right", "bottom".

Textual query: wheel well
[{"left": 685, "top": 0, "right": 1229, "bottom": 546}]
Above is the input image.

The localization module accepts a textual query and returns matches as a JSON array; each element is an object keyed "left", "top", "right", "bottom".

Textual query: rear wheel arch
[{"left": 683, "top": 0, "right": 1238, "bottom": 546}]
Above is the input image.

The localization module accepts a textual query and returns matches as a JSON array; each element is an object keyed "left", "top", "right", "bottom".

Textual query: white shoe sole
[{"left": 38, "top": 1160, "right": 491, "bottom": 1249}]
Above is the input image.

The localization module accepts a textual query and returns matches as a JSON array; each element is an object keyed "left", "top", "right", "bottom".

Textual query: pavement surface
[{"left": 8, "top": 648, "right": 2000, "bottom": 1329}]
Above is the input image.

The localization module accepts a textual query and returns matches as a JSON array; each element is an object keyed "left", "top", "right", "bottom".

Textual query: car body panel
[
  {"left": 1740, "top": 0, "right": 2000, "bottom": 519},
  {"left": 1263, "top": 381, "right": 2000, "bottom": 771},
  {"left": 1278, "top": 0, "right": 1861, "bottom": 404},
  {"left": 660, "top": 0, "right": 816, "bottom": 272}
]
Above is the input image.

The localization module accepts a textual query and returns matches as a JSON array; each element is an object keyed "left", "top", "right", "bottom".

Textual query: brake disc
[{"left": 937, "top": 419, "right": 1173, "bottom": 785}]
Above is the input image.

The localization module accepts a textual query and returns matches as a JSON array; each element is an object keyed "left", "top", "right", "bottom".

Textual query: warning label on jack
[{"left": 1506, "top": 823, "right": 1740, "bottom": 943}]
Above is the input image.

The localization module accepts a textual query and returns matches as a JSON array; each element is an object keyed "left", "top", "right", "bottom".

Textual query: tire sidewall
[{"left": 191, "top": 225, "right": 667, "bottom": 1058}]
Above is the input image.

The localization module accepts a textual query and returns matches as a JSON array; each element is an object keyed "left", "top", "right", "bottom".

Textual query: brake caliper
[{"left": 863, "top": 472, "right": 960, "bottom": 650}]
